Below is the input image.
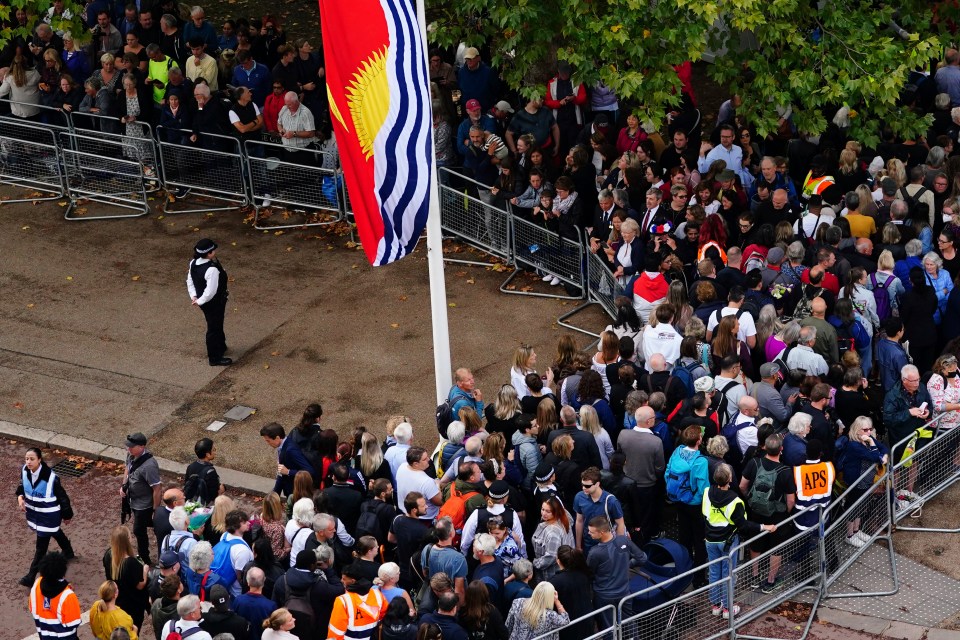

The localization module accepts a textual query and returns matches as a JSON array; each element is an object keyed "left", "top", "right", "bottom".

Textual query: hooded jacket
[
  {"left": 702, "top": 486, "right": 762, "bottom": 543},
  {"left": 665, "top": 446, "right": 709, "bottom": 506},
  {"left": 511, "top": 430, "right": 542, "bottom": 489}
]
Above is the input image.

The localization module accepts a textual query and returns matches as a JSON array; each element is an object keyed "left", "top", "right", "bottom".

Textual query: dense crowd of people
[{"left": 11, "top": 4, "right": 960, "bottom": 640}]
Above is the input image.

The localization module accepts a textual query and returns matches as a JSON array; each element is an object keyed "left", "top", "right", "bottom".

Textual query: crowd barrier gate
[
  {"left": 502, "top": 215, "right": 585, "bottom": 301},
  {"left": 558, "top": 249, "right": 621, "bottom": 338},
  {"left": 531, "top": 605, "right": 617, "bottom": 640},
  {"left": 57, "top": 131, "right": 149, "bottom": 219},
  {"left": 0, "top": 117, "right": 66, "bottom": 203},
  {"left": 157, "top": 128, "right": 248, "bottom": 215},
  {"left": 244, "top": 139, "right": 342, "bottom": 229},
  {"left": 438, "top": 167, "right": 513, "bottom": 267},
  {"left": 63, "top": 112, "right": 159, "bottom": 187}
]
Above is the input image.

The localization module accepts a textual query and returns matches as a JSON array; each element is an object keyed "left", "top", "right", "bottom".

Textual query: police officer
[
  {"left": 17, "top": 448, "right": 74, "bottom": 587},
  {"left": 186, "top": 238, "right": 231, "bottom": 366}
]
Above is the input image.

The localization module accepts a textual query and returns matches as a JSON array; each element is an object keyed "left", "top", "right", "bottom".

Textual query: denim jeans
[{"left": 706, "top": 536, "right": 738, "bottom": 607}]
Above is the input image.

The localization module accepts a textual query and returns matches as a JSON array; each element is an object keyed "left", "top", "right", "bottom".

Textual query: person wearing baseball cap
[
  {"left": 457, "top": 45, "right": 498, "bottom": 112},
  {"left": 201, "top": 584, "right": 250, "bottom": 638},
  {"left": 455, "top": 96, "right": 497, "bottom": 157},
  {"left": 186, "top": 239, "right": 231, "bottom": 366}
]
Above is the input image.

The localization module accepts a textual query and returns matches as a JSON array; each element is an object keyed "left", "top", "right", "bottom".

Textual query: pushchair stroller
[{"left": 624, "top": 538, "right": 695, "bottom": 640}]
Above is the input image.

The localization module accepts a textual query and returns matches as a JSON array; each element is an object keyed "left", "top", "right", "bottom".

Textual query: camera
[{"left": 92, "top": 25, "right": 103, "bottom": 37}]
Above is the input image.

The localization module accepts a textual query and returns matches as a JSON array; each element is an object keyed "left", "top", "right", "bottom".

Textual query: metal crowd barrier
[
  {"left": 891, "top": 414, "right": 959, "bottom": 532},
  {"left": 438, "top": 167, "right": 513, "bottom": 266},
  {"left": 157, "top": 128, "right": 248, "bottom": 215},
  {"left": 558, "top": 249, "right": 621, "bottom": 338},
  {"left": 531, "top": 604, "right": 616, "bottom": 640},
  {"left": 0, "top": 99, "right": 73, "bottom": 135},
  {"left": 244, "top": 139, "right": 342, "bottom": 229},
  {"left": 65, "top": 111, "right": 159, "bottom": 183},
  {"left": 58, "top": 132, "right": 149, "bottom": 219},
  {"left": 501, "top": 216, "right": 585, "bottom": 301},
  {"left": 0, "top": 117, "right": 66, "bottom": 203}
]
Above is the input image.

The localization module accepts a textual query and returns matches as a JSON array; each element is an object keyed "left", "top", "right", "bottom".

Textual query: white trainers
[
  {"left": 542, "top": 273, "right": 554, "bottom": 282},
  {"left": 711, "top": 605, "right": 723, "bottom": 617},
  {"left": 845, "top": 533, "right": 867, "bottom": 548},
  {"left": 723, "top": 605, "right": 741, "bottom": 619},
  {"left": 549, "top": 276, "right": 561, "bottom": 285},
  {"left": 854, "top": 531, "right": 871, "bottom": 545},
  {"left": 262, "top": 194, "right": 273, "bottom": 207}
]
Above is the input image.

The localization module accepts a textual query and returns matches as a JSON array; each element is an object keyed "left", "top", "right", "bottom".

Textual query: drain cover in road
[
  {"left": 206, "top": 420, "right": 228, "bottom": 432},
  {"left": 223, "top": 405, "right": 256, "bottom": 421}
]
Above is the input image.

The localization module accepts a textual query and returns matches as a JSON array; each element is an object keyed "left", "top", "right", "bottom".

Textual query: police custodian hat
[{"left": 194, "top": 239, "right": 218, "bottom": 256}]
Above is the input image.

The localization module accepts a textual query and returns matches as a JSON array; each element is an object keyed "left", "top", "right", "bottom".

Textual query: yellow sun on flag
[{"left": 344, "top": 46, "right": 391, "bottom": 160}]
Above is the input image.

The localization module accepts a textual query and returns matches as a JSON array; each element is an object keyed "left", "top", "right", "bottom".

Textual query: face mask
[
  {"left": 947, "top": 370, "right": 958, "bottom": 379},
  {"left": 944, "top": 214, "right": 954, "bottom": 224}
]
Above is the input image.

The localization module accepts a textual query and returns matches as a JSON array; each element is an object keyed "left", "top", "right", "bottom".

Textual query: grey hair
[
  {"left": 926, "top": 146, "right": 947, "bottom": 168},
  {"left": 314, "top": 543, "right": 334, "bottom": 566},
  {"left": 168, "top": 66, "right": 183, "bottom": 78},
  {"left": 85, "top": 77, "right": 103, "bottom": 91},
  {"left": 890, "top": 200, "right": 910, "bottom": 220},
  {"left": 394, "top": 422, "right": 413, "bottom": 444},
  {"left": 646, "top": 187, "right": 663, "bottom": 198},
  {"left": 845, "top": 191, "right": 860, "bottom": 210},
  {"left": 799, "top": 325, "right": 817, "bottom": 345},
  {"left": 787, "top": 241, "right": 805, "bottom": 262},
  {"left": 146, "top": 43, "right": 160, "bottom": 56},
  {"left": 177, "top": 594, "right": 201, "bottom": 617},
  {"left": 612, "top": 188, "right": 629, "bottom": 207},
  {"left": 313, "top": 513, "right": 335, "bottom": 532},
  {"left": 446, "top": 421, "right": 466, "bottom": 446},
  {"left": 194, "top": 83, "right": 211, "bottom": 98},
  {"left": 559, "top": 405, "right": 578, "bottom": 425},
  {"left": 292, "top": 498, "right": 316, "bottom": 526},
  {"left": 190, "top": 5, "right": 204, "bottom": 16},
  {"left": 512, "top": 558, "right": 534, "bottom": 580},
  {"left": 169, "top": 506, "right": 189, "bottom": 531},
  {"left": 464, "top": 435, "right": 482, "bottom": 455},
  {"left": 36, "top": 24, "right": 52, "bottom": 35},
  {"left": 473, "top": 533, "right": 497, "bottom": 556},
  {"left": 848, "top": 415, "right": 873, "bottom": 440},
  {"left": 937, "top": 93, "right": 952, "bottom": 111},
  {"left": 901, "top": 364, "right": 920, "bottom": 380},
  {"left": 188, "top": 541, "right": 213, "bottom": 573},
  {"left": 598, "top": 188, "right": 613, "bottom": 201},
  {"left": 787, "top": 412, "right": 812, "bottom": 435},
  {"left": 110, "top": 629, "right": 132, "bottom": 640},
  {"left": 780, "top": 320, "right": 801, "bottom": 345},
  {"left": 212, "top": 634, "right": 236, "bottom": 640},
  {"left": 161, "top": 14, "right": 178, "bottom": 28},
  {"left": 245, "top": 566, "right": 266, "bottom": 588},
  {"left": 905, "top": 238, "right": 923, "bottom": 257},
  {"left": 923, "top": 251, "right": 943, "bottom": 270}
]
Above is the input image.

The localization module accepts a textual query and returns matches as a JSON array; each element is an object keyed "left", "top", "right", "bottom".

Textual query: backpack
[
  {"left": 870, "top": 273, "right": 894, "bottom": 322},
  {"left": 437, "top": 485, "right": 480, "bottom": 547},
  {"left": 165, "top": 623, "right": 205, "bottom": 640},
  {"left": 747, "top": 461, "right": 788, "bottom": 518},
  {"left": 666, "top": 450, "right": 701, "bottom": 505},
  {"left": 436, "top": 398, "right": 455, "bottom": 439},
  {"left": 671, "top": 359, "right": 699, "bottom": 396},
  {"left": 283, "top": 577, "right": 318, "bottom": 634},
  {"left": 899, "top": 185, "right": 929, "bottom": 220},
  {"left": 355, "top": 500, "right": 389, "bottom": 545},
  {"left": 743, "top": 249, "right": 767, "bottom": 273},
  {"left": 183, "top": 464, "right": 216, "bottom": 505},
  {"left": 715, "top": 379, "right": 738, "bottom": 425},
  {"left": 834, "top": 322, "right": 856, "bottom": 357},
  {"left": 792, "top": 287, "right": 822, "bottom": 321},
  {"left": 720, "top": 412, "right": 752, "bottom": 463},
  {"left": 210, "top": 536, "right": 247, "bottom": 588}
]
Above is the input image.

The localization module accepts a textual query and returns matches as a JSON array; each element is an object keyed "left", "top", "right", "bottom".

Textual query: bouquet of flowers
[{"left": 769, "top": 283, "right": 794, "bottom": 300}]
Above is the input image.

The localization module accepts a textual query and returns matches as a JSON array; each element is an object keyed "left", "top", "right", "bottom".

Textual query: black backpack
[
  {"left": 283, "top": 578, "right": 318, "bottom": 636},
  {"left": 899, "top": 185, "right": 929, "bottom": 221},
  {"left": 355, "top": 500, "right": 391, "bottom": 545},
  {"left": 183, "top": 464, "right": 216, "bottom": 505},
  {"left": 436, "top": 398, "right": 455, "bottom": 439}
]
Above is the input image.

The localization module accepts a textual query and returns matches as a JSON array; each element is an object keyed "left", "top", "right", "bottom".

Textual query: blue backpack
[
  {"left": 671, "top": 359, "right": 699, "bottom": 396},
  {"left": 210, "top": 535, "right": 247, "bottom": 588},
  {"left": 665, "top": 450, "right": 701, "bottom": 505}
]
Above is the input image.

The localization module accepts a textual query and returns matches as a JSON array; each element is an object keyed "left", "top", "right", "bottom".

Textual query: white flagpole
[{"left": 414, "top": 0, "right": 453, "bottom": 404}]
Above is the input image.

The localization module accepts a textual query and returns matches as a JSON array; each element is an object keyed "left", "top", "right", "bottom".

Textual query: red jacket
[{"left": 545, "top": 76, "right": 587, "bottom": 125}]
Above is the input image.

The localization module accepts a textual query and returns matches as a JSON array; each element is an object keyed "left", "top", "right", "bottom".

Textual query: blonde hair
[
  {"left": 552, "top": 434, "right": 573, "bottom": 460},
  {"left": 493, "top": 384, "right": 521, "bottom": 420},
  {"left": 886, "top": 158, "right": 906, "bottom": 188},
  {"left": 263, "top": 608, "right": 293, "bottom": 630},
  {"left": 359, "top": 431, "right": 384, "bottom": 477},
  {"left": 513, "top": 345, "right": 535, "bottom": 373},
  {"left": 838, "top": 149, "right": 857, "bottom": 175},
  {"left": 98, "top": 580, "right": 118, "bottom": 603},
  {"left": 261, "top": 492, "right": 284, "bottom": 524},
  {"left": 522, "top": 582, "right": 557, "bottom": 628},
  {"left": 877, "top": 249, "right": 895, "bottom": 272},
  {"left": 209, "top": 494, "right": 236, "bottom": 534},
  {"left": 108, "top": 525, "right": 136, "bottom": 580},
  {"left": 579, "top": 404, "right": 601, "bottom": 436},
  {"left": 385, "top": 415, "right": 409, "bottom": 438},
  {"left": 375, "top": 562, "right": 400, "bottom": 587}
]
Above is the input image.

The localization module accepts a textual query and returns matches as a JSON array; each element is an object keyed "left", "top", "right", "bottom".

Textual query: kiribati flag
[{"left": 319, "top": 0, "right": 433, "bottom": 266}]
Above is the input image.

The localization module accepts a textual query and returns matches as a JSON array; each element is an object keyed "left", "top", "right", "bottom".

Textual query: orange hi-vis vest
[
  {"left": 30, "top": 577, "right": 82, "bottom": 640},
  {"left": 793, "top": 460, "right": 835, "bottom": 530},
  {"left": 327, "top": 588, "right": 387, "bottom": 640}
]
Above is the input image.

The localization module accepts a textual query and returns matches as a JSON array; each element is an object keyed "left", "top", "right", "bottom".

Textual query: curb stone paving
[{"left": 0, "top": 419, "right": 274, "bottom": 495}]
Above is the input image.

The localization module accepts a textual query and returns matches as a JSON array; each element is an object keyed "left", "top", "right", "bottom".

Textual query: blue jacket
[
  {"left": 748, "top": 170, "right": 799, "bottom": 207},
  {"left": 665, "top": 446, "right": 709, "bottom": 506},
  {"left": 183, "top": 21, "right": 219, "bottom": 53},
  {"left": 457, "top": 62, "right": 498, "bottom": 111},
  {"left": 455, "top": 114, "right": 497, "bottom": 157},
  {"left": 273, "top": 438, "right": 315, "bottom": 497},
  {"left": 893, "top": 256, "right": 923, "bottom": 293},
  {"left": 232, "top": 61, "right": 273, "bottom": 107},
  {"left": 447, "top": 385, "right": 484, "bottom": 420},
  {"left": 875, "top": 338, "right": 909, "bottom": 394},
  {"left": 781, "top": 432, "right": 807, "bottom": 467},
  {"left": 827, "top": 315, "right": 870, "bottom": 351},
  {"left": 840, "top": 438, "right": 888, "bottom": 490},
  {"left": 652, "top": 414, "right": 673, "bottom": 459}
]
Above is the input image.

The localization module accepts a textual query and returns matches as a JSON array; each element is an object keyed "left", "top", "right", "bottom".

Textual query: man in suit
[
  {"left": 637, "top": 188, "right": 664, "bottom": 242},
  {"left": 589, "top": 189, "right": 617, "bottom": 252},
  {"left": 260, "top": 422, "right": 314, "bottom": 497},
  {"left": 153, "top": 487, "right": 184, "bottom": 553}
]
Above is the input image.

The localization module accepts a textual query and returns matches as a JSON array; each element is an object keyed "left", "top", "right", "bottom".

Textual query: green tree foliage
[
  {"left": 0, "top": 0, "right": 89, "bottom": 51},
  {"left": 428, "top": 0, "right": 941, "bottom": 145}
]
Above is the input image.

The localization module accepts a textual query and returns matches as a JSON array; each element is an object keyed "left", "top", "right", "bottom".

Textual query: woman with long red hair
[{"left": 697, "top": 214, "right": 728, "bottom": 268}]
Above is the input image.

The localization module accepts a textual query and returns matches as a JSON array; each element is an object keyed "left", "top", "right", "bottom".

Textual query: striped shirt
[{"left": 277, "top": 103, "right": 316, "bottom": 150}]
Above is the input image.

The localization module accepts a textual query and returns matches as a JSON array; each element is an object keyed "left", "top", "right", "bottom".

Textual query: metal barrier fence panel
[
  {"left": 557, "top": 248, "right": 620, "bottom": 338},
  {"left": 821, "top": 467, "right": 897, "bottom": 599},
  {"left": 531, "top": 604, "right": 616, "bottom": 640},
  {"left": 63, "top": 113, "right": 159, "bottom": 184},
  {"left": 244, "top": 139, "right": 342, "bottom": 229},
  {"left": 502, "top": 215, "right": 585, "bottom": 300},
  {"left": 618, "top": 556, "right": 734, "bottom": 640},
  {"left": 157, "top": 128, "right": 248, "bottom": 215},
  {"left": 891, "top": 414, "right": 960, "bottom": 529},
  {"left": 0, "top": 99, "right": 74, "bottom": 136},
  {"left": 58, "top": 137, "right": 148, "bottom": 219},
  {"left": 729, "top": 507, "right": 823, "bottom": 639},
  {"left": 438, "top": 168, "right": 512, "bottom": 264},
  {"left": 0, "top": 118, "right": 65, "bottom": 202}
]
